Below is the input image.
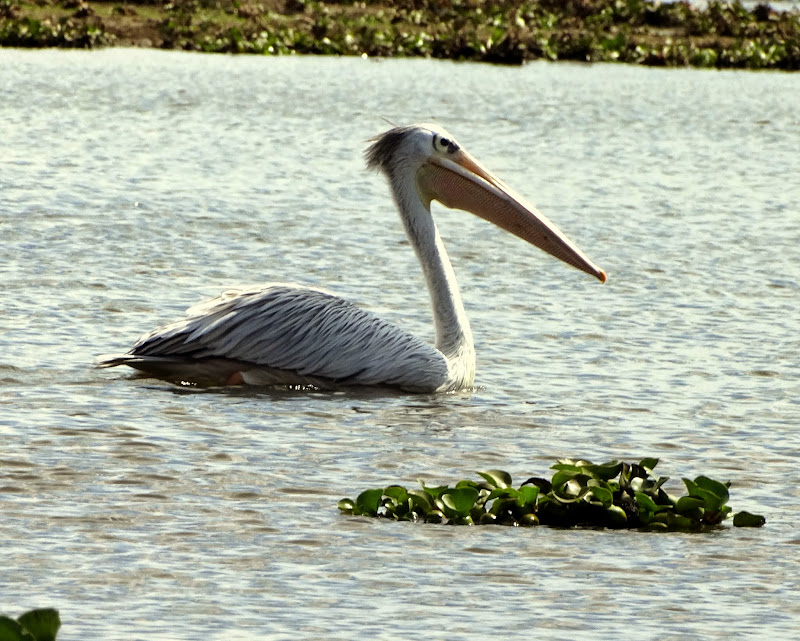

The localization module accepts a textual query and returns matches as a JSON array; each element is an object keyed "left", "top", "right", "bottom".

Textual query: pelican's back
[{"left": 98, "top": 284, "right": 449, "bottom": 392}]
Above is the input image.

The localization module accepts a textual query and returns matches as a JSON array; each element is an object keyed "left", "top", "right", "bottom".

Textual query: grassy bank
[{"left": 2, "top": 0, "right": 800, "bottom": 69}]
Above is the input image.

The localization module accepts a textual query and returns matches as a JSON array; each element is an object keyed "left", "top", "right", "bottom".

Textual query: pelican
[{"left": 98, "top": 124, "right": 605, "bottom": 392}]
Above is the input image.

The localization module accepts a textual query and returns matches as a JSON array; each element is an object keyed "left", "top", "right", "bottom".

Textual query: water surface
[{"left": 1, "top": 49, "right": 799, "bottom": 639}]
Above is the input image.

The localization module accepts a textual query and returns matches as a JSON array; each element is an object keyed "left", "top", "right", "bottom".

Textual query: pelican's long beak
[{"left": 417, "top": 150, "right": 606, "bottom": 283}]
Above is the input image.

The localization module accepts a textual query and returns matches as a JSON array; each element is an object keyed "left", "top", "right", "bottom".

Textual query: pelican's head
[{"left": 366, "top": 123, "right": 606, "bottom": 283}]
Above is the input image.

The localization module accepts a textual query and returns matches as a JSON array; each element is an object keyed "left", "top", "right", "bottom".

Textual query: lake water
[{"left": 1, "top": 48, "right": 799, "bottom": 639}]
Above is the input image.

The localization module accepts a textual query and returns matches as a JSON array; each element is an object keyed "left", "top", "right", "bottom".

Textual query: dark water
[{"left": 1, "top": 49, "right": 799, "bottom": 639}]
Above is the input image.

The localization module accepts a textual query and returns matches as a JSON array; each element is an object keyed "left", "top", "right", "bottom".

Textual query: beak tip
[{"left": 598, "top": 269, "right": 607, "bottom": 284}]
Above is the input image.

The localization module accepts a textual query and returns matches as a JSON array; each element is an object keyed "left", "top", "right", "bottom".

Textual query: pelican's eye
[{"left": 434, "top": 134, "right": 459, "bottom": 154}]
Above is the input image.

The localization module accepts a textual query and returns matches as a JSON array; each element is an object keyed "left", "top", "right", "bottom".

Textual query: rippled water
[{"left": 2, "top": 49, "right": 799, "bottom": 639}]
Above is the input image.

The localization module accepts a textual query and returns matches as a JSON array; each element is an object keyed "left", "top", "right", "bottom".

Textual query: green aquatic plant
[
  {"left": 0, "top": 608, "right": 60, "bottom": 641},
  {"left": 339, "top": 458, "right": 766, "bottom": 531},
  {"left": 0, "top": 12, "right": 111, "bottom": 48},
  {"left": 4, "top": 0, "right": 800, "bottom": 68}
]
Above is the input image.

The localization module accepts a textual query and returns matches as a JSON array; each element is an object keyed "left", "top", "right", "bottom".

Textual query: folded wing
[{"left": 98, "top": 284, "right": 449, "bottom": 391}]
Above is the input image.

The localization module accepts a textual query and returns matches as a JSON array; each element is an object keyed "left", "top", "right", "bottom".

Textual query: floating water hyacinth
[
  {"left": 338, "top": 459, "right": 766, "bottom": 531},
  {"left": 0, "top": 608, "right": 61, "bottom": 641}
]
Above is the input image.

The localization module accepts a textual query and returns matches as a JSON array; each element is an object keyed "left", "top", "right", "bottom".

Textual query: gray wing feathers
[{"left": 128, "top": 284, "right": 447, "bottom": 389}]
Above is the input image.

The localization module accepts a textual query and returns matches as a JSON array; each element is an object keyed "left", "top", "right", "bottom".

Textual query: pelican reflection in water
[{"left": 98, "top": 124, "right": 606, "bottom": 392}]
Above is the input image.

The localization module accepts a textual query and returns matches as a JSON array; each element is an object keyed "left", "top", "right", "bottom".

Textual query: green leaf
[
  {"left": 551, "top": 469, "right": 580, "bottom": 488},
  {"left": 355, "top": 488, "right": 383, "bottom": 516},
  {"left": 17, "top": 610, "right": 60, "bottom": 641},
  {"left": 407, "top": 490, "right": 433, "bottom": 514},
  {"left": 0, "top": 617, "right": 35, "bottom": 641},
  {"left": 440, "top": 487, "right": 479, "bottom": 517},
  {"left": 635, "top": 492, "right": 659, "bottom": 514},
  {"left": 675, "top": 496, "right": 704, "bottom": 515},
  {"left": 683, "top": 477, "right": 698, "bottom": 495},
  {"left": 486, "top": 487, "right": 516, "bottom": 502},
  {"left": 586, "top": 477, "right": 613, "bottom": 490},
  {"left": 419, "top": 482, "right": 449, "bottom": 500},
  {"left": 693, "top": 476, "right": 730, "bottom": 504},
  {"left": 477, "top": 470, "right": 512, "bottom": 489},
  {"left": 552, "top": 481, "right": 589, "bottom": 503},
  {"left": 639, "top": 457, "right": 659, "bottom": 471},
  {"left": 605, "top": 504, "right": 627, "bottom": 526},
  {"left": 454, "top": 480, "right": 481, "bottom": 490},
  {"left": 337, "top": 498, "right": 355, "bottom": 514},
  {"left": 565, "top": 477, "right": 590, "bottom": 496},
  {"left": 583, "top": 461, "right": 622, "bottom": 480},
  {"left": 554, "top": 459, "right": 593, "bottom": 468},
  {"left": 587, "top": 485, "right": 614, "bottom": 507},
  {"left": 516, "top": 485, "right": 539, "bottom": 508},
  {"left": 652, "top": 476, "right": 670, "bottom": 492},
  {"left": 650, "top": 511, "right": 670, "bottom": 525},
  {"left": 550, "top": 462, "right": 582, "bottom": 472},
  {"left": 490, "top": 496, "right": 518, "bottom": 516},
  {"left": 733, "top": 511, "right": 766, "bottom": 528},
  {"left": 383, "top": 485, "right": 408, "bottom": 503},
  {"left": 687, "top": 487, "right": 725, "bottom": 512},
  {"left": 663, "top": 513, "right": 698, "bottom": 531},
  {"left": 683, "top": 476, "right": 729, "bottom": 511}
]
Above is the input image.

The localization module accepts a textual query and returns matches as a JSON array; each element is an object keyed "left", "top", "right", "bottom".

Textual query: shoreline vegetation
[{"left": 1, "top": 0, "right": 799, "bottom": 69}]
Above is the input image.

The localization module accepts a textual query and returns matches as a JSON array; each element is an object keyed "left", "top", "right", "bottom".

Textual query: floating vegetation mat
[
  {"left": 0, "top": 608, "right": 61, "bottom": 641},
  {"left": 339, "top": 458, "right": 766, "bottom": 531}
]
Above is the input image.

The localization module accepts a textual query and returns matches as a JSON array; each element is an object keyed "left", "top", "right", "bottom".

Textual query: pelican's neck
[{"left": 389, "top": 170, "right": 476, "bottom": 383}]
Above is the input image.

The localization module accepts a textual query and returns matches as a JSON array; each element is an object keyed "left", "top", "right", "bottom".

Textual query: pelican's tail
[
  {"left": 95, "top": 354, "right": 138, "bottom": 368},
  {"left": 96, "top": 354, "right": 197, "bottom": 370},
  {"left": 95, "top": 353, "right": 241, "bottom": 382}
]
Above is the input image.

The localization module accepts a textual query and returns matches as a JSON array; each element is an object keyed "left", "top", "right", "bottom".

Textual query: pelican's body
[{"left": 98, "top": 124, "right": 605, "bottom": 392}]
